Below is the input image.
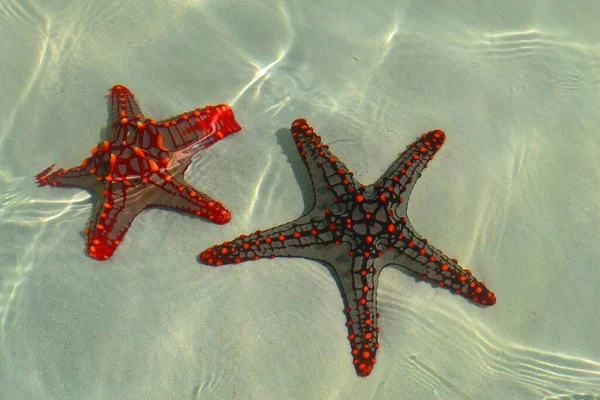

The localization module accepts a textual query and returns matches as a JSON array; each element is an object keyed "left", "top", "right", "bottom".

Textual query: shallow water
[{"left": 1, "top": 1, "right": 599, "bottom": 399}]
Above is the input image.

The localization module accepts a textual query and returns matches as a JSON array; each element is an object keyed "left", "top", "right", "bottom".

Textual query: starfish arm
[
  {"left": 35, "top": 163, "right": 97, "bottom": 189},
  {"left": 337, "top": 257, "right": 381, "bottom": 377},
  {"left": 85, "top": 182, "right": 147, "bottom": 260},
  {"left": 147, "top": 104, "right": 242, "bottom": 152},
  {"left": 374, "top": 129, "right": 446, "bottom": 214},
  {"left": 146, "top": 171, "right": 231, "bottom": 224},
  {"left": 383, "top": 232, "right": 496, "bottom": 306},
  {"left": 290, "top": 119, "right": 361, "bottom": 210},
  {"left": 199, "top": 215, "right": 344, "bottom": 266},
  {"left": 109, "top": 85, "right": 145, "bottom": 142}
]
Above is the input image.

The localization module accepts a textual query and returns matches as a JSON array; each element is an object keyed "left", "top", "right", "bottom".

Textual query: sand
[{"left": 1, "top": 1, "right": 599, "bottom": 399}]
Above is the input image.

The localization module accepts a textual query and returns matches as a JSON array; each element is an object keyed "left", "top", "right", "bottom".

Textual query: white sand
[{"left": 1, "top": 1, "right": 599, "bottom": 399}]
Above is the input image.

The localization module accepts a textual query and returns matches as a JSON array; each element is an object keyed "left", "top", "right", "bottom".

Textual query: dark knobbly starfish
[
  {"left": 36, "top": 85, "right": 242, "bottom": 261},
  {"left": 200, "top": 119, "right": 496, "bottom": 376}
]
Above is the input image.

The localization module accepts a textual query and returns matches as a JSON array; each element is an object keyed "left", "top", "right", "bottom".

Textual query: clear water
[{"left": 1, "top": 1, "right": 599, "bottom": 399}]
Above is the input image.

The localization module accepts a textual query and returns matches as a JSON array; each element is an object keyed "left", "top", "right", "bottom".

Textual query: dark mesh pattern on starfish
[
  {"left": 36, "top": 85, "right": 242, "bottom": 261},
  {"left": 200, "top": 119, "right": 496, "bottom": 377}
]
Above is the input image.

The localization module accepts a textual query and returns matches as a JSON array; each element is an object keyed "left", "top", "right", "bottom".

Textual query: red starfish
[{"left": 36, "top": 85, "right": 242, "bottom": 261}]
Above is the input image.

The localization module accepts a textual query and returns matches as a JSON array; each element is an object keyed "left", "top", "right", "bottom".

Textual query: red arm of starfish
[
  {"left": 108, "top": 85, "right": 145, "bottom": 142},
  {"left": 146, "top": 104, "right": 242, "bottom": 152},
  {"left": 35, "top": 163, "right": 96, "bottom": 189},
  {"left": 109, "top": 85, "right": 241, "bottom": 153},
  {"left": 85, "top": 182, "right": 147, "bottom": 260},
  {"left": 290, "top": 119, "right": 360, "bottom": 211},
  {"left": 146, "top": 171, "right": 231, "bottom": 224}
]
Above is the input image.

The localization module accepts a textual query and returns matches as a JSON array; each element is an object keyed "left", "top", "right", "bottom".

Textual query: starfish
[
  {"left": 36, "top": 84, "right": 242, "bottom": 261},
  {"left": 200, "top": 119, "right": 496, "bottom": 376}
]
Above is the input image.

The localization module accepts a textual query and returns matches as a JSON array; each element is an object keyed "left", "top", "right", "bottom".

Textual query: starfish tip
[
  {"left": 87, "top": 243, "right": 115, "bottom": 261},
  {"left": 486, "top": 292, "right": 497, "bottom": 306},
  {"left": 212, "top": 210, "right": 231, "bottom": 224}
]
